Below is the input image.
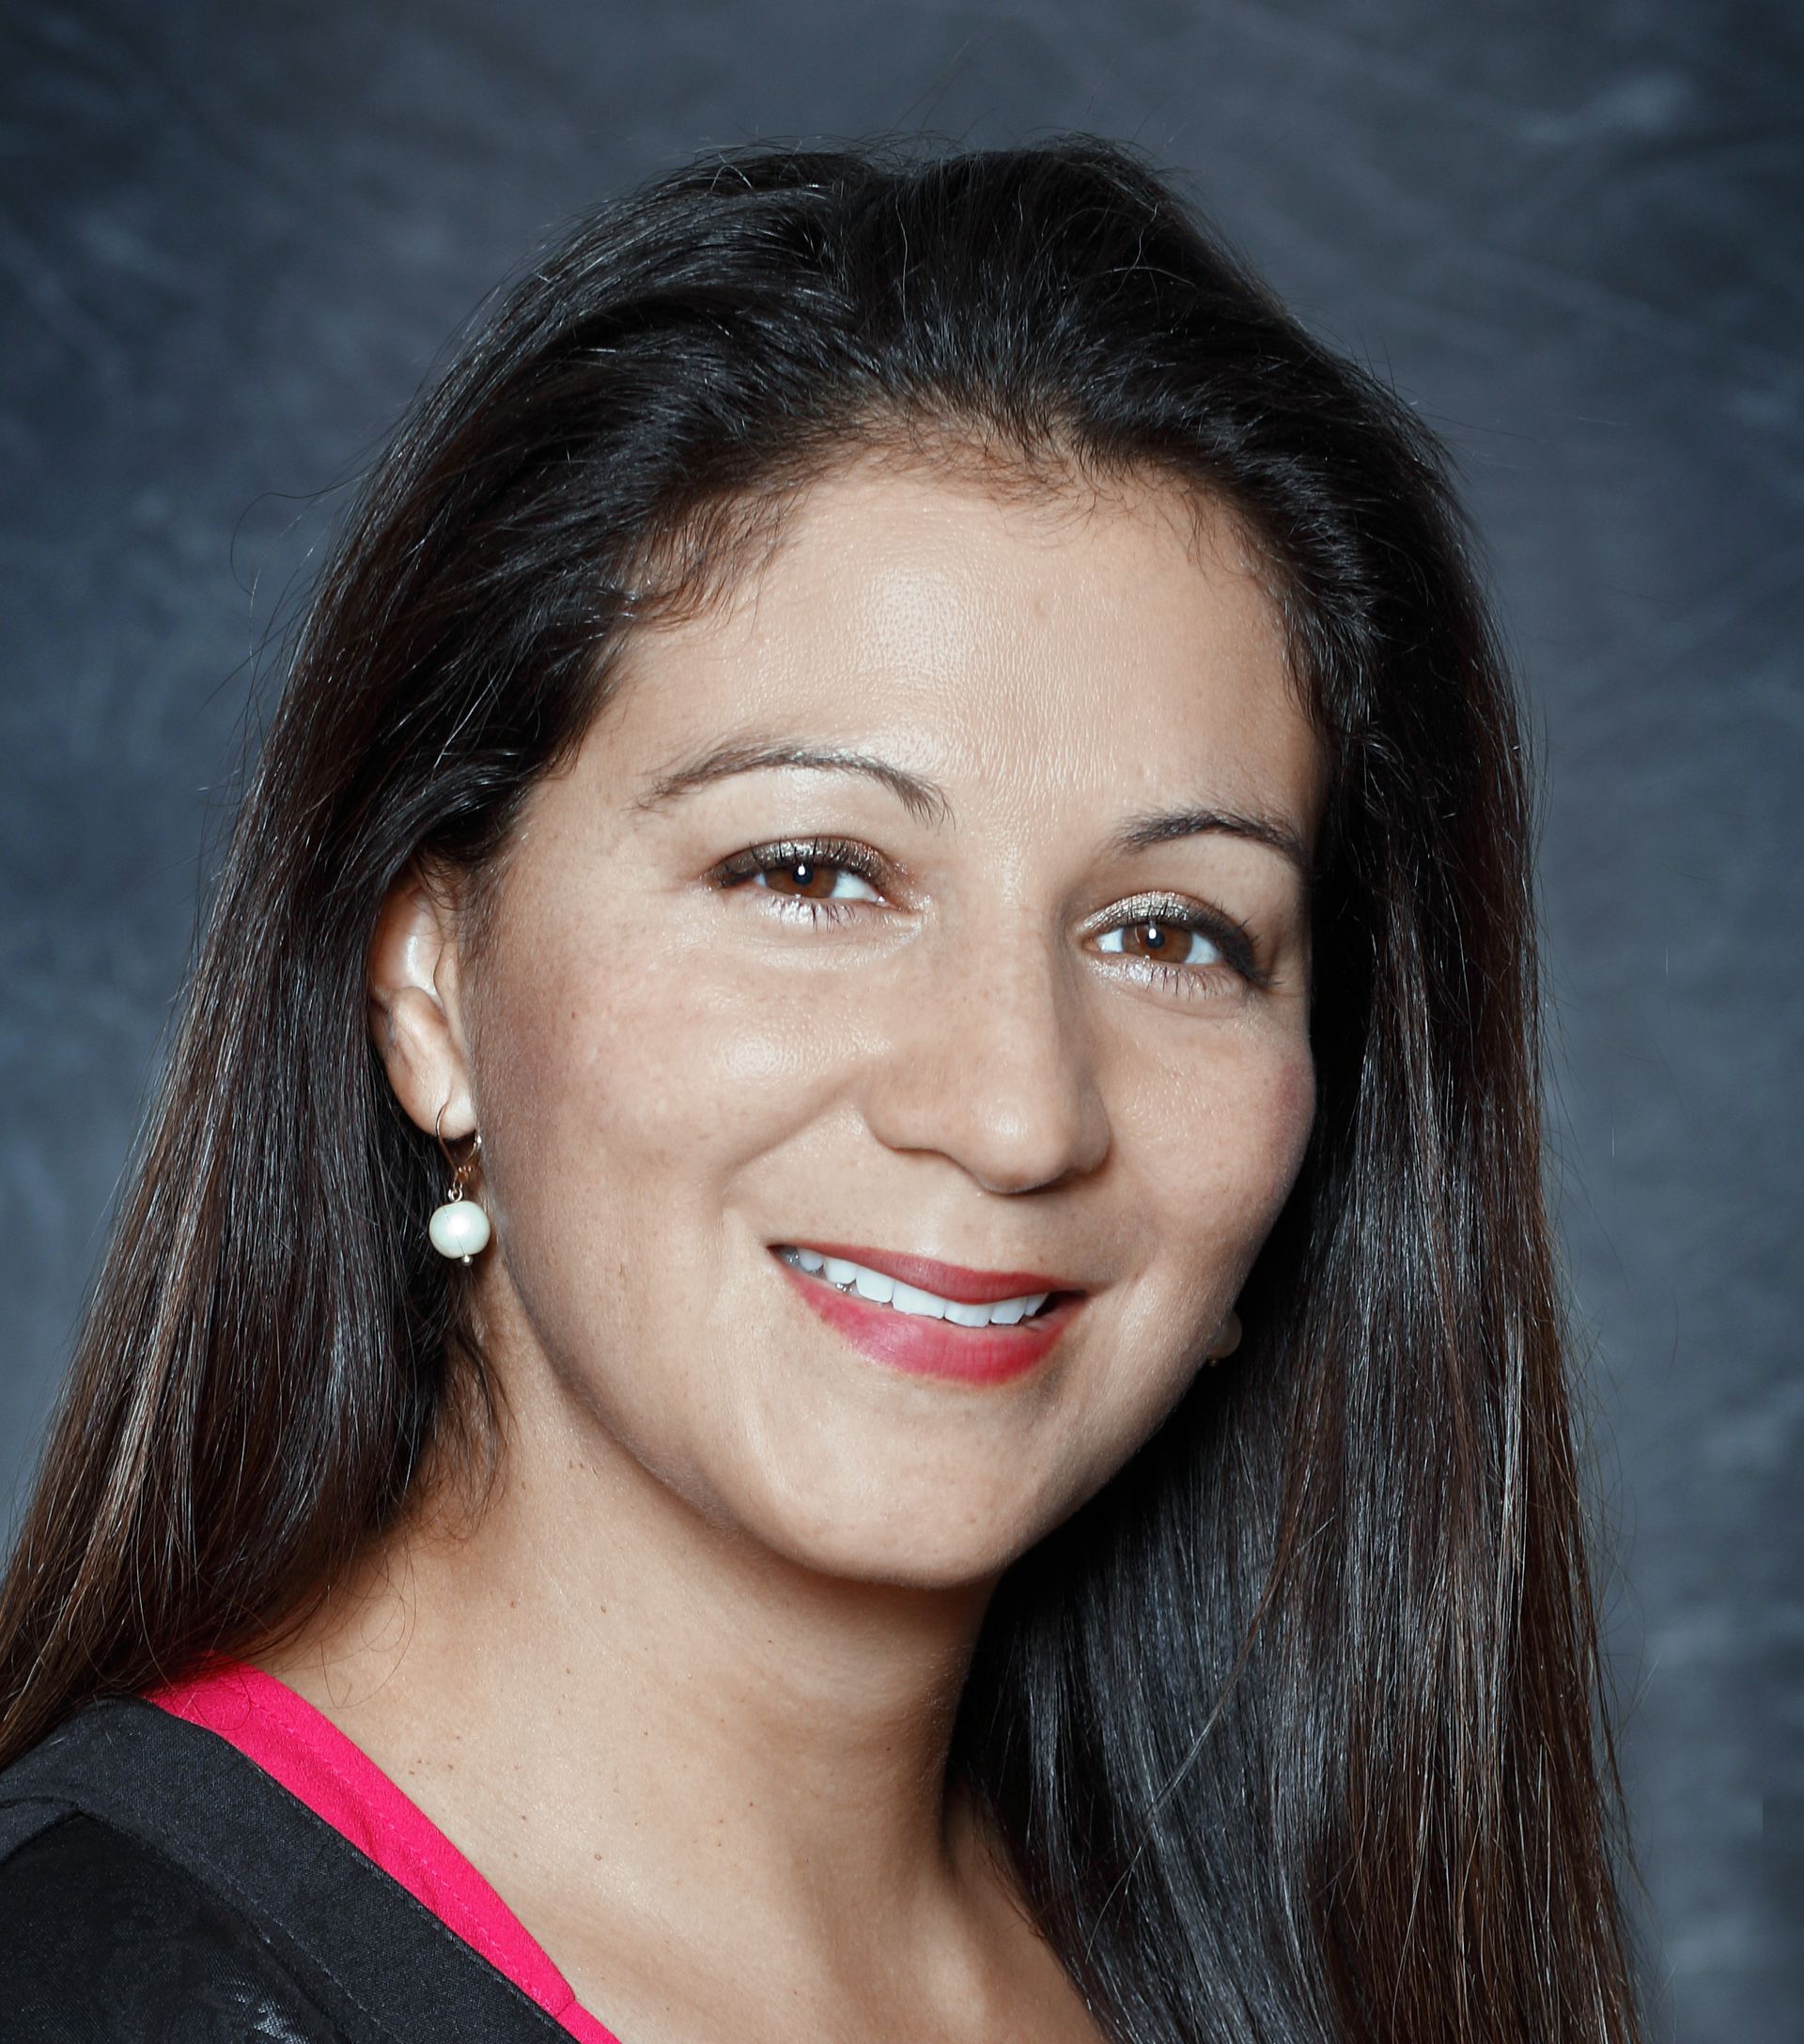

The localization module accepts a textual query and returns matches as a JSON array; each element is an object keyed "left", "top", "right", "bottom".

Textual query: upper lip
[{"left": 775, "top": 1240, "right": 1082, "bottom": 1305}]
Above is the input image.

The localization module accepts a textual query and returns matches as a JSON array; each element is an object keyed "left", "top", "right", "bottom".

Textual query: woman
[{"left": 0, "top": 136, "right": 1642, "bottom": 2041}]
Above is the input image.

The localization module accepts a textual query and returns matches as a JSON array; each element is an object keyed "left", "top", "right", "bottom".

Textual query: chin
[{"left": 740, "top": 1479, "right": 1059, "bottom": 1593}]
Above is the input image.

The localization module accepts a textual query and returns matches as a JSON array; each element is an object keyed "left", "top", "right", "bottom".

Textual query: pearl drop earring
[
  {"left": 1205, "top": 1310, "right": 1242, "bottom": 1365},
  {"left": 428, "top": 1104, "right": 490, "bottom": 1263}
]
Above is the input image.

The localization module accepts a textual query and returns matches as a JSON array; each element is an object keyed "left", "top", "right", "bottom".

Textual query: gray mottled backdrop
[{"left": 3, "top": 3, "right": 1797, "bottom": 2036}]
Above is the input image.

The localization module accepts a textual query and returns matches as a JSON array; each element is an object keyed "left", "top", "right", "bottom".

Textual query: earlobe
[
  {"left": 1205, "top": 1309, "right": 1242, "bottom": 1364},
  {"left": 365, "top": 862, "right": 478, "bottom": 1140}
]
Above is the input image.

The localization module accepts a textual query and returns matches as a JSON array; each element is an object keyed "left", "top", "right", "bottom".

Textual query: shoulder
[
  {"left": 0, "top": 1799, "right": 348, "bottom": 2041},
  {"left": 0, "top": 1696, "right": 574, "bottom": 2043}
]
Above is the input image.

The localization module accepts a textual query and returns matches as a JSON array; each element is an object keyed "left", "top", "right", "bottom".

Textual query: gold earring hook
[{"left": 434, "top": 1102, "right": 481, "bottom": 1201}]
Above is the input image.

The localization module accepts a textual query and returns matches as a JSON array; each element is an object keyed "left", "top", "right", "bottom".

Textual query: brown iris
[
  {"left": 1121, "top": 919, "right": 1180, "bottom": 956},
  {"left": 766, "top": 859, "right": 839, "bottom": 898}
]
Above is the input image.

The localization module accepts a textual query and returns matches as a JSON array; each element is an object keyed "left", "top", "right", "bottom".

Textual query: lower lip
[{"left": 773, "top": 1252, "right": 1081, "bottom": 1386}]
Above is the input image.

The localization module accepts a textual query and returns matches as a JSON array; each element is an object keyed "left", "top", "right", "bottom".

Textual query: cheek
[
  {"left": 467, "top": 938, "right": 844, "bottom": 1446},
  {"left": 1263, "top": 1041, "right": 1318, "bottom": 1199},
  {"left": 1139, "top": 1032, "right": 1316, "bottom": 1265},
  {"left": 1039, "top": 1034, "right": 1314, "bottom": 1526},
  {"left": 473, "top": 928, "right": 860, "bottom": 1232}
]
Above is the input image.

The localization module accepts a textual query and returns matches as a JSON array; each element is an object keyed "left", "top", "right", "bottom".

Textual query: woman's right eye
[
  {"left": 712, "top": 840, "right": 887, "bottom": 920},
  {"left": 750, "top": 856, "right": 881, "bottom": 903}
]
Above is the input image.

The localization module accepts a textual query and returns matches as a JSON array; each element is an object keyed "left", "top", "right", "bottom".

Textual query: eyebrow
[
  {"left": 633, "top": 736, "right": 1311, "bottom": 875},
  {"left": 634, "top": 739, "right": 952, "bottom": 828},
  {"left": 1107, "top": 804, "right": 1311, "bottom": 875}
]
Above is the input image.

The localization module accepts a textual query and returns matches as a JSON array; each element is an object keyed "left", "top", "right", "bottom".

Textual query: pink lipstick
[
  {"left": 770, "top": 1243, "right": 1084, "bottom": 1386},
  {"left": 787, "top": 1241, "right": 1076, "bottom": 1303}
]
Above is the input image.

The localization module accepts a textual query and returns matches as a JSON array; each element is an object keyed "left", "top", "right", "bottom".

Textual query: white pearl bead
[{"left": 428, "top": 1199, "right": 491, "bottom": 1260}]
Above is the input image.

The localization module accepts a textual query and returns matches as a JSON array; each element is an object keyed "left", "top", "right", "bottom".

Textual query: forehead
[{"left": 585, "top": 455, "right": 1319, "bottom": 829}]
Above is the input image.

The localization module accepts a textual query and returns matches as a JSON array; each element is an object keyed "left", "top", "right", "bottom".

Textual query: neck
[{"left": 259, "top": 1345, "right": 1019, "bottom": 2017}]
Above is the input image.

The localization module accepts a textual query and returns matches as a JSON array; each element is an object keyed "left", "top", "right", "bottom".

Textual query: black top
[{"left": 0, "top": 1697, "right": 573, "bottom": 2041}]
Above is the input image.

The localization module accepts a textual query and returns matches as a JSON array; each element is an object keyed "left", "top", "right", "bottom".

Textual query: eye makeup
[
  {"left": 708, "top": 837, "right": 1272, "bottom": 994},
  {"left": 712, "top": 836, "right": 886, "bottom": 894}
]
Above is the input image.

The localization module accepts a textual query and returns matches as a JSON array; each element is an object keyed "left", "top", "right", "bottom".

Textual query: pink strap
[{"left": 148, "top": 1661, "right": 621, "bottom": 2044}]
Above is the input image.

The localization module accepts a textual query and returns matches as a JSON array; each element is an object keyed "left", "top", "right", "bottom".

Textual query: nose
[{"left": 861, "top": 926, "right": 1112, "bottom": 1196}]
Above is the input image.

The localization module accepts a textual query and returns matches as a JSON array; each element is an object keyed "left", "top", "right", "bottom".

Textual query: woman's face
[{"left": 441, "top": 457, "right": 1320, "bottom": 1587}]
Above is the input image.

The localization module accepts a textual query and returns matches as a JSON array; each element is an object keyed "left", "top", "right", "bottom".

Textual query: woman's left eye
[
  {"left": 1086, "top": 895, "right": 1263, "bottom": 989},
  {"left": 1095, "top": 919, "right": 1225, "bottom": 969}
]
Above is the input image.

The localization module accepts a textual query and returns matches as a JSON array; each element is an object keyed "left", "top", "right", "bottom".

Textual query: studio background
[{"left": 3, "top": 4, "right": 1796, "bottom": 2037}]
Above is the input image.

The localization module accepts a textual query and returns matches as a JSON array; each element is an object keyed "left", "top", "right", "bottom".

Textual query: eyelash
[{"left": 710, "top": 838, "right": 1267, "bottom": 993}]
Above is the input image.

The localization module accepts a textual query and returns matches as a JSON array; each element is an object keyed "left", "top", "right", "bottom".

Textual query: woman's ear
[{"left": 366, "top": 860, "right": 478, "bottom": 1139}]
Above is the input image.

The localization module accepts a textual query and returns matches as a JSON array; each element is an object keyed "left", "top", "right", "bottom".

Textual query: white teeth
[{"left": 778, "top": 1247, "right": 1053, "bottom": 1328}]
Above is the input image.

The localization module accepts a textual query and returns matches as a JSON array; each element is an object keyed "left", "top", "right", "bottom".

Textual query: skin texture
[{"left": 267, "top": 457, "right": 1323, "bottom": 2044}]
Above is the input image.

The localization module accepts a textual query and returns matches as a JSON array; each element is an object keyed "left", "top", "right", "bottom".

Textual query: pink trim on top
[{"left": 148, "top": 1660, "right": 621, "bottom": 2044}]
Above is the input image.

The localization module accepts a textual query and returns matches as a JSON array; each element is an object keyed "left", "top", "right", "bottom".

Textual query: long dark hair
[{"left": 0, "top": 135, "right": 1641, "bottom": 2041}]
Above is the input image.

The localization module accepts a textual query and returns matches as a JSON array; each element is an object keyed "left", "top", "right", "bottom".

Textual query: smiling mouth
[{"left": 771, "top": 1245, "right": 1068, "bottom": 1327}]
